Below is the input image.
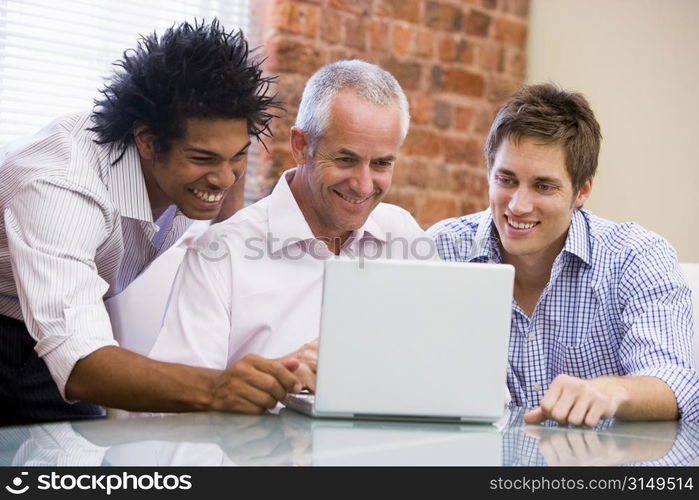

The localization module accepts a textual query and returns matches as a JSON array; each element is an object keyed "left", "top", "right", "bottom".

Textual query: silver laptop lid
[{"left": 314, "top": 258, "right": 514, "bottom": 421}]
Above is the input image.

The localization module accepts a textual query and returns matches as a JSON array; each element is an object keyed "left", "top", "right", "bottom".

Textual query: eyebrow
[
  {"left": 494, "top": 168, "right": 562, "bottom": 185},
  {"left": 183, "top": 141, "right": 251, "bottom": 159},
  {"left": 336, "top": 148, "right": 396, "bottom": 162}
]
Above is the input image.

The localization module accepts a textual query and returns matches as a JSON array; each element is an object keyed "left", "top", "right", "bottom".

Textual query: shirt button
[
  {"left": 533, "top": 383, "right": 541, "bottom": 393},
  {"left": 528, "top": 331, "right": 535, "bottom": 341}
]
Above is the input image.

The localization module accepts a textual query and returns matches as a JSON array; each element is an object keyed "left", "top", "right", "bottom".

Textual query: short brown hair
[{"left": 484, "top": 83, "right": 602, "bottom": 192}]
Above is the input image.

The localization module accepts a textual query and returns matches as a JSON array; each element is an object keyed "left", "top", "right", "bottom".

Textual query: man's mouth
[
  {"left": 506, "top": 215, "right": 538, "bottom": 230},
  {"left": 190, "top": 188, "right": 224, "bottom": 203},
  {"left": 333, "top": 189, "right": 374, "bottom": 205}
]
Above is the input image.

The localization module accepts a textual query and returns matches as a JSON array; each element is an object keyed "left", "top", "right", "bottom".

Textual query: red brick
[
  {"left": 269, "top": 145, "right": 294, "bottom": 179},
  {"left": 427, "top": 163, "right": 452, "bottom": 191},
  {"left": 407, "top": 159, "right": 431, "bottom": 188},
  {"left": 433, "top": 99, "right": 452, "bottom": 130},
  {"left": 419, "top": 194, "right": 460, "bottom": 227},
  {"left": 444, "top": 136, "right": 483, "bottom": 165},
  {"left": 402, "top": 128, "right": 442, "bottom": 158},
  {"left": 392, "top": 24, "right": 413, "bottom": 56},
  {"left": 465, "top": 10, "right": 492, "bottom": 37},
  {"left": 474, "top": 106, "right": 496, "bottom": 134},
  {"left": 503, "top": 0, "right": 529, "bottom": 18},
  {"left": 329, "top": 0, "right": 372, "bottom": 15},
  {"left": 266, "top": 38, "right": 326, "bottom": 75},
  {"left": 494, "top": 17, "right": 527, "bottom": 49},
  {"left": 454, "top": 106, "right": 475, "bottom": 131},
  {"left": 506, "top": 49, "right": 526, "bottom": 78},
  {"left": 409, "top": 94, "right": 433, "bottom": 125},
  {"left": 477, "top": 43, "right": 505, "bottom": 72},
  {"left": 380, "top": 57, "right": 422, "bottom": 91},
  {"left": 461, "top": 196, "right": 488, "bottom": 216},
  {"left": 344, "top": 16, "right": 367, "bottom": 51},
  {"left": 321, "top": 8, "right": 343, "bottom": 44},
  {"left": 376, "top": 0, "right": 421, "bottom": 23},
  {"left": 487, "top": 76, "right": 520, "bottom": 103},
  {"left": 449, "top": 166, "right": 488, "bottom": 195},
  {"left": 438, "top": 35, "right": 457, "bottom": 62},
  {"left": 415, "top": 29, "right": 434, "bottom": 59},
  {"left": 272, "top": 1, "right": 320, "bottom": 38},
  {"left": 481, "top": 0, "right": 499, "bottom": 10},
  {"left": 384, "top": 188, "right": 419, "bottom": 218},
  {"left": 369, "top": 20, "right": 390, "bottom": 52},
  {"left": 443, "top": 68, "right": 485, "bottom": 97},
  {"left": 456, "top": 38, "right": 475, "bottom": 64},
  {"left": 426, "top": 1, "right": 464, "bottom": 32}
]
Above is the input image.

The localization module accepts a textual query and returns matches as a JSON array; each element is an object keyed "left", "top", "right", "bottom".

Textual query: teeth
[
  {"left": 192, "top": 188, "right": 224, "bottom": 203},
  {"left": 508, "top": 219, "right": 536, "bottom": 230},
  {"left": 335, "top": 191, "right": 370, "bottom": 205}
]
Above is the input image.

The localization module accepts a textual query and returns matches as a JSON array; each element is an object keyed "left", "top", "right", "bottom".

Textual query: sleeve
[
  {"left": 4, "top": 178, "right": 118, "bottom": 400},
  {"left": 149, "top": 229, "right": 233, "bottom": 370},
  {"left": 618, "top": 238, "right": 699, "bottom": 421}
]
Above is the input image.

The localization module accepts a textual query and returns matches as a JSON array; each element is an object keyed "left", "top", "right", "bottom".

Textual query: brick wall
[{"left": 255, "top": 0, "right": 529, "bottom": 228}]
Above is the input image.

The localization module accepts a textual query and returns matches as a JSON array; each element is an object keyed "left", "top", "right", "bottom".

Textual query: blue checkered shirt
[{"left": 428, "top": 209, "right": 699, "bottom": 421}]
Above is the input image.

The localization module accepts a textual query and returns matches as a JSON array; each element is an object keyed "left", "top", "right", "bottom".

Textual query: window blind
[{"left": 0, "top": 0, "right": 258, "bottom": 144}]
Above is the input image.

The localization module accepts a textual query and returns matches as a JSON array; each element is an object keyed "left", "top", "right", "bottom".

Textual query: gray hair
[{"left": 295, "top": 59, "right": 410, "bottom": 144}]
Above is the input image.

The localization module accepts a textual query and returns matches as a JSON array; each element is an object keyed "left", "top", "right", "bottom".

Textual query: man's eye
[
  {"left": 536, "top": 184, "right": 554, "bottom": 192},
  {"left": 373, "top": 160, "right": 393, "bottom": 168},
  {"left": 495, "top": 176, "right": 515, "bottom": 186},
  {"left": 336, "top": 157, "right": 355, "bottom": 164},
  {"left": 190, "top": 157, "right": 212, "bottom": 163}
]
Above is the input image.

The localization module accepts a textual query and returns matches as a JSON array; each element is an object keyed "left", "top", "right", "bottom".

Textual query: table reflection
[{"left": 0, "top": 408, "right": 695, "bottom": 466}]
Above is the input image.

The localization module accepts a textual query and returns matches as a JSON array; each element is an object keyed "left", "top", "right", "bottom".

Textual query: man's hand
[
  {"left": 523, "top": 374, "right": 629, "bottom": 427},
  {"left": 211, "top": 355, "right": 302, "bottom": 414},
  {"left": 277, "top": 339, "right": 319, "bottom": 392}
]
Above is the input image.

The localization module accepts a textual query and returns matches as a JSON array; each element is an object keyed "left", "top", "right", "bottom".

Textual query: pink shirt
[{"left": 150, "top": 169, "right": 433, "bottom": 368}]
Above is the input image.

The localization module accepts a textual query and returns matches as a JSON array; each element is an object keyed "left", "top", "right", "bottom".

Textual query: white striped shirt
[{"left": 0, "top": 112, "right": 191, "bottom": 398}]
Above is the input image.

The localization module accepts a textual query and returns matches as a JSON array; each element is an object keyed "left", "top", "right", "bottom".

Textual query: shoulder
[
  {"left": 371, "top": 202, "right": 424, "bottom": 234},
  {"left": 583, "top": 211, "right": 679, "bottom": 285},
  {"left": 191, "top": 197, "right": 271, "bottom": 251},
  {"left": 427, "top": 211, "right": 483, "bottom": 242},
  {"left": 1, "top": 112, "right": 108, "bottom": 195},
  {"left": 585, "top": 211, "right": 676, "bottom": 262}
]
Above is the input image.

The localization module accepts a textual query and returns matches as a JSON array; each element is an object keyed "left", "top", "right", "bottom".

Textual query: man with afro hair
[{"left": 0, "top": 19, "right": 302, "bottom": 425}]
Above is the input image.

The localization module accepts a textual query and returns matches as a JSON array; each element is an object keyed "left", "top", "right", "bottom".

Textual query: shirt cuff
[{"left": 37, "top": 304, "right": 118, "bottom": 402}]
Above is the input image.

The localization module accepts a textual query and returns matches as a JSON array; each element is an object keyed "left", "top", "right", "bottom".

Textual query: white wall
[{"left": 526, "top": 0, "right": 699, "bottom": 261}]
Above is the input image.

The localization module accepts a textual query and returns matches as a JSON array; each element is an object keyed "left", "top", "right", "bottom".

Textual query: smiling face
[
  {"left": 289, "top": 90, "right": 402, "bottom": 243},
  {"left": 136, "top": 117, "right": 250, "bottom": 220},
  {"left": 489, "top": 137, "right": 592, "bottom": 268}
]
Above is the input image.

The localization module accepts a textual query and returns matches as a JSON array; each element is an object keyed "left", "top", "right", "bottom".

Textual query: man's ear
[
  {"left": 574, "top": 177, "right": 593, "bottom": 209},
  {"left": 290, "top": 127, "right": 310, "bottom": 166},
  {"left": 133, "top": 125, "right": 156, "bottom": 161}
]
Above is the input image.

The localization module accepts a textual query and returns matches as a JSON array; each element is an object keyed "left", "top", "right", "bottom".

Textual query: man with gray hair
[{"left": 149, "top": 60, "right": 431, "bottom": 399}]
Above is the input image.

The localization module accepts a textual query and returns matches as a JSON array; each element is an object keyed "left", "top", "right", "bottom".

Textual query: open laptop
[{"left": 284, "top": 257, "right": 514, "bottom": 423}]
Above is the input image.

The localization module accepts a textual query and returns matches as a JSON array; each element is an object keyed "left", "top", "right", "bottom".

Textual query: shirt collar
[
  {"left": 562, "top": 209, "right": 592, "bottom": 266},
  {"left": 468, "top": 208, "right": 502, "bottom": 262},
  {"left": 107, "top": 144, "right": 153, "bottom": 223},
  {"left": 267, "top": 168, "right": 388, "bottom": 254}
]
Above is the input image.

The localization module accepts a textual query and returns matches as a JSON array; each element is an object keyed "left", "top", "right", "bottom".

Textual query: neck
[{"left": 139, "top": 155, "right": 171, "bottom": 219}]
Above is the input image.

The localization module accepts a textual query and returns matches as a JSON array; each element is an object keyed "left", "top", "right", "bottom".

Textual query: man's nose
[
  {"left": 508, "top": 187, "right": 534, "bottom": 215},
  {"left": 348, "top": 164, "right": 374, "bottom": 196},
  {"left": 206, "top": 162, "right": 240, "bottom": 190}
]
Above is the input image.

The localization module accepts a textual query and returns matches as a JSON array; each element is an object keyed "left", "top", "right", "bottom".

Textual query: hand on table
[{"left": 524, "top": 374, "right": 628, "bottom": 427}]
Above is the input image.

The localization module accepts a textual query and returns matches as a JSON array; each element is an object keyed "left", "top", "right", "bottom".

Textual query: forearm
[
  {"left": 593, "top": 375, "right": 678, "bottom": 421},
  {"left": 65, "top": 346, "right": 219, "bottom": 412}
]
